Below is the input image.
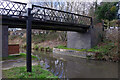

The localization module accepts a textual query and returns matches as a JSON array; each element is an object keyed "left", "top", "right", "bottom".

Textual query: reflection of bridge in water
[{"left": 33, "top": 51, "right": 67, "bottom": 78}]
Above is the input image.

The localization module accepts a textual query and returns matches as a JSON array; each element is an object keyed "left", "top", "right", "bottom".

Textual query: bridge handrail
[
  {"left": 0, "top": 0, "right": 93, "bottom": 27},
  {"left": 32, "top": 5, "right": 92, "bottom": 26},
  {"left": 32, "top": 5, "right": 92, "bottom": 19},
  {"left": 0, "top": 0, "right": 27, "bottom": 16}
]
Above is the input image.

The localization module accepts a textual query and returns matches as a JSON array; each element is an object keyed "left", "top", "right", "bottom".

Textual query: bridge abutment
[
  {"left": 0, "top": 26, "right": 8, "bottom": 57},
  {"left": 67, "top": 30, "right": 92, "bottom": 49},
  {"left": 67, "top": 24, "right": 103, "bottom": 49}
]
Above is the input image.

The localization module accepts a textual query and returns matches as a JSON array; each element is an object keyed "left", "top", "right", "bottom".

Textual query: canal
[{"left": 31, "top": 51, "right": 118, "bottom": 78}]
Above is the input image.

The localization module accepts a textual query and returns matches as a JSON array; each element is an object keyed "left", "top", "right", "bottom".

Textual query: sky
[
  {"left": 10, "top": 0, "right": 120, "bottom": 4},
  {"left": 10, "top": 0, "right": 102, "bottom": 3},
  {"left": 10, "top": 0, "right": 27, "bottom": 3}
]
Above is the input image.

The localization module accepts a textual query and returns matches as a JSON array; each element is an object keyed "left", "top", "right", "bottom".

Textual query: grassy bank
[
  {"left": 55, "top": 41, "right": 116, "bottom": 54},
  {"left": 55, "top": 41, "right": 118, "bottom": 61},
  {"left": 2, "top": 53, "right": 38, "bottom": 60},
  {"left": 54, "top": 45, "right": 86, "bottom": 51},
  {"left": 2, "top": 65, "right": 58, "bottom": 78}
]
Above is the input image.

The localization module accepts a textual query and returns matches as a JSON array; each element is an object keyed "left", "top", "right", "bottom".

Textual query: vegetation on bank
[
  {"left": 10, "top": 31, "right": 66, "bottom": 51},
  {"left": 21, "top": 44, "right": 53, "bottom": 52},
  {"left": 55, "top": 40, "right": 116, "bottom": 54},
  {"left": 2, "top": 65, "right": 58, "bottom": 78},
  {"left": 54, "top": 45, "right": 86, "bottom": 51},
  {"left": 2, "top": 53, "right": 38, "bottom": 60},
  {"left": 33, "top": 46, "right": 53, "bottom": 52},
  {"left": 32, "top": 32, "right": 61, "bottom": 43},
  {"left": 55, "top": 40, "right": 119, "bottom": 61}
]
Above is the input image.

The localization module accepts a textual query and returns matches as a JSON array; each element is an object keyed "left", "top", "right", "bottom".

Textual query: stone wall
[
  {"left": 67, "top": 29, "right": 91, "bottom": 49},
  {"left": 53, "top": 48, "right": 95, "bottom": 59},
  {"left": 67, "top": 23, "right": 103, "bottom": 49},
  {"left": 91, "top": 23, "right": 104, "bottom": 47}
]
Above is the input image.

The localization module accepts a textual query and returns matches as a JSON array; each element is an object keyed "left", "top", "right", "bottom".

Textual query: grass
[
  {"left": 87, "top": 42, "right": 115, "bottom": 53},
  {"left": 55, "top": 42, "right": 116, "bottom": 54},
  {"left": 55, "top": 43, "right": 116, "bottom": 60},
  {"left": 9, "top": 35, "right": 17, "bottom": 40},
  {"left": 55, "top": 45, "right": 86, "bottom": 51},
  {"left": 2, "top": 65, "right": 58, "bottom": 78},
  {"left": 2, "top": 53, "right": 38, "bottom": 60}
]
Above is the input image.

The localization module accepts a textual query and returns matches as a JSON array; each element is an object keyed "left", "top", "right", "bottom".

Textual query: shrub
[
  {"left": 22, "top": 44, "right": 26, "bottom": 48},
  {"left": 34, "top": 45, "right": 39, "bottom": 50}
]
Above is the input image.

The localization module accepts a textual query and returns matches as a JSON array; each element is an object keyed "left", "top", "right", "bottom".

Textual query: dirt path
[{"left": 2, "top": 58, "right": 39, "bottom": 70}]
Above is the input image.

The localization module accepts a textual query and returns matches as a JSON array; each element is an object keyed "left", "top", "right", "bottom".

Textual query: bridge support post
[
  {"left": 26, "top": 8, "right": 32, "bottom": 72},
  {"left": 0, "top": 26, "right": 8, "bottom": 57},
  {"left": 67, "top": 24, "right": 103, "bottom": 49},
  {"left": 67, "top": 30, "right": 92, "bottom": 49}
]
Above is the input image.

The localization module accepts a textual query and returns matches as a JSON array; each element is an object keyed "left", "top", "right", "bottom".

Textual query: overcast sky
[
  {"left": 10, "top": 0, "right": 103, "bottom": 3},
  {"left": 10, "top": 0, "right": 119, "bottom": 4},
  {"left": 10, "top": 0, "right": 27, "bottom": 3}
]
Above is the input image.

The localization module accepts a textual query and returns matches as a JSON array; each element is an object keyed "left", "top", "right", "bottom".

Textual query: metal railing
[
  {"left": 0, "top": 0, "right": 92, "bottom": 27},
  {"left": 0, "top": 0, "right": 27, "bottom": 17}
]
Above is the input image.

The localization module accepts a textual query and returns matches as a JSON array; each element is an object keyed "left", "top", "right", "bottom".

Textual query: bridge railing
[
  {"left": 32, "top": 5, "right": 92, "bottom": 26},
  {"left": 0, "top": 0, "right": 27, "bottom": 18},
  {"left": 0, "top": 0, "right": 92, "bottom": 27}
]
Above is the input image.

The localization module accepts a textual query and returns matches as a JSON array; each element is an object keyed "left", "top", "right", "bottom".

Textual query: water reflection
[
  {"left": 20, "top": 49, "right": 118, "bottom": 78},
  {"left": 33, "top": 51, "right": 67, "bottom": 78}
]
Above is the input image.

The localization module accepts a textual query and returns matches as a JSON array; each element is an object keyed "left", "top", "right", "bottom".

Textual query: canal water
[{"left": 30, "top": 51, "right": 118, "bottom": 78}]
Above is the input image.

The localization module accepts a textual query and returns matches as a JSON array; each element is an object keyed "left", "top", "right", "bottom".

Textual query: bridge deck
[{"left": 0, "top": 0, "right": 92, "bottom": 32}]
